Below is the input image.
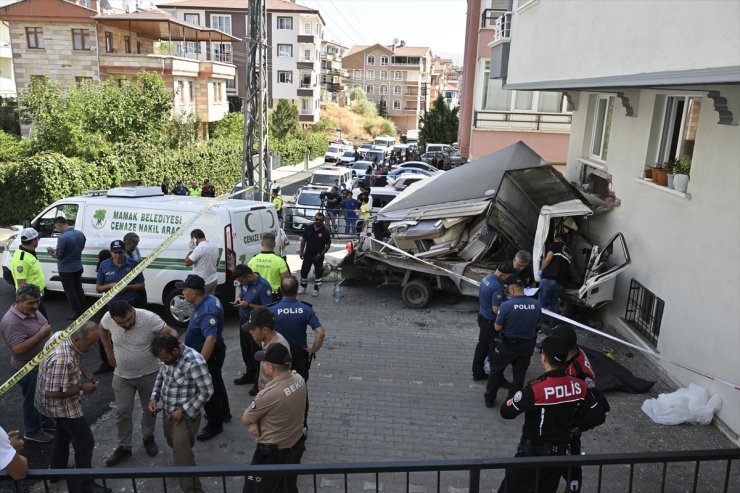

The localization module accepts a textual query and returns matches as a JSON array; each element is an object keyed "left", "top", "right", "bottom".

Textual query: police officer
[
  {"left": 269, "top": 276, "right": 325, "bottom": 428},
  {"left": 298, "top": 213, "right": 332, "bottom": 297},
  {"left": 242, "top": 344, "right": 306, "bottom": 493},
  {"left": 232, "top": 265, "right": 273, "bottom": 390},
  {"left": 551, "top": 324, "right": 609, "bottom": 493},
  {"left": 472, "top": 262, "right": 516, "bottom": 381},
  {"left": 10, "top": 228, "right": 48, "bottom": 319},
  {"left": 484, "top": 275, "right": 541, "bottom": 408},
  {"left": 497, "top": 336, "right": 607, "bottom": 493},
  {"left": 248, "top": 233, "right": 289, "bottom": 300},
  {"left": 178, "top": 274, "right": 231, "bottom": 441}
]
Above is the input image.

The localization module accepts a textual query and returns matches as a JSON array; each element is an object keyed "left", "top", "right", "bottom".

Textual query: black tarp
[{"left": 582, "top": 346, "right": 656, "bottom": 393}]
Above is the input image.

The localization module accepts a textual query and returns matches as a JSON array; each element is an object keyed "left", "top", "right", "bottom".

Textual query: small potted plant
[
  {"left": 663, "top": 158, "right": 677, "bottom": 189},
  {"left": 673, "top": 154, "right": 691, "bottom": 193},
  {"left": 653, "top": 162, "right": 668, "bottom": 187},
  {"left": 643, "top": 164, "right": 653, "bottom": 180}
]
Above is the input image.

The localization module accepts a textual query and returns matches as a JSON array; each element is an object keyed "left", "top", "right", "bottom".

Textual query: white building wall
[
  {"left": 0, "top": 21, "right": 15, "bottom": 98},
  {"left": 506, "top": 0, "right": 740, "bottom": 85},
  {"left": 271, "top": 12, "right": 297, "bottom": 102},
  {"left": 565, "top": 86, "right": 740, "bottom": 441}
]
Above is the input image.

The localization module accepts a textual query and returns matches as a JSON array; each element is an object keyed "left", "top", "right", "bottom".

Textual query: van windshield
[
  {"left": 327, "top": 146, "right": 341, "bottom": 153},
  {"left": 374, "top": 139, "right": 394, "bottom": 146},
  {"left": 311, "top": 174, "right": 340, "bottom": 186},
  {"left": 297, "top": 192, "right": 323, "bottom": 206}
]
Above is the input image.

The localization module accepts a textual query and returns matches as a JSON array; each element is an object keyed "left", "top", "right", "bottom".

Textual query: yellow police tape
[
  {"left": 364, "top": 236, "right": 740, "bottom": 391},
  {"left": 0, "top": 186, "right": 254, "bottom": 396}
]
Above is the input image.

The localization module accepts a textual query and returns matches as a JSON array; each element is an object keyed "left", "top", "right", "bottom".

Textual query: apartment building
[
  {"left": 457, "top": 0, "right": 571, "bottom": 163},
  {"left": 320, "top": 39, "right": 347, "bottom": 104},
  {"left": 157, "top": 0, "right": 325, "bottom": 123},
  {"left": 496, "top": 0, "right": 740, "bottom": 442},
  {"left": 0, "top": 0, "right": 236, "bottom": 135},
  {"left": 342, "top": 43, "right": 433, "bottom": 132}
]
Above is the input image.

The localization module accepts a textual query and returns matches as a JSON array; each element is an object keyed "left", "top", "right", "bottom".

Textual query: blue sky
[{"left": 301, "top": 0, "right": 468, "bottom": 64}]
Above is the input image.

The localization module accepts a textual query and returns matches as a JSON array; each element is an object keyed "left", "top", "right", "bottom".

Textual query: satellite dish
[
  {"left": 393, "top": 37, "right": 399, "bottom": 45},
  {"left": 400, "top": 40, "right": 406, "bottom": 47}
]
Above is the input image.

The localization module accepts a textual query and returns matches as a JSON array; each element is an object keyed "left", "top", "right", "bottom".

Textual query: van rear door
[{"left": 229, "top": 202, "right": 278, "bottom": 269}]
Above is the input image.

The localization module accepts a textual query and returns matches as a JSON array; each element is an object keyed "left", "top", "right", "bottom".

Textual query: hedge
[{"left": 0, "top": 139, "right": 244, "bottom": 224}]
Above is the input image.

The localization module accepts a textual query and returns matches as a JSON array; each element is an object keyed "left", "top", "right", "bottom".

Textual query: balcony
[
  {"left": 297, "top": 86, "right": 316, "bottom": 97},
  {"left": 297, "top": 58, "right": 314, "bottom": 69},
  {"left": 492, "top": 12, "right": 512, "bottom": 42},
  {"left": 99, "top": 54, "right": 235, "bottom": 80},
  {"left": 298, "top": 34, "right": 315, "bottom": 44},
  {"left": 489, "top": 11, "right": 512, "bottom": 79},
  {"left": 473, "top": 110, "right": 572, "bottom": 132}
]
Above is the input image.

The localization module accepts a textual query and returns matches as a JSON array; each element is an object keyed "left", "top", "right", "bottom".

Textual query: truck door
[
  {"left": 577, "top": 232, "right": 631, "bottom": 309},
  {"left": 229, "top": 205, "right": 278, "bottom": 268}
]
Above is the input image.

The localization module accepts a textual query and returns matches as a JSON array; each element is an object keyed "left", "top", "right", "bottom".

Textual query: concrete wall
[
  {"left": 506, "top": 0, "right": 740, "bottom": 85},
  {"left": 469, "top": 128, "right": 569, "bottom": 163},
  {"left": 10, "top": 21, "right": 99, "bottom": 92},
  {"left": 564, "top": 86, "right": 740, "bottom": 440}
]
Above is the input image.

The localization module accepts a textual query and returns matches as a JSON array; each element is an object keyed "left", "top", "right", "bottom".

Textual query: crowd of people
[
  {"left": 0, "top": 221, "right": 325, "bottom": 493},
  {"left": 160, "top": 178, "right": 216, "bottom": 198}
]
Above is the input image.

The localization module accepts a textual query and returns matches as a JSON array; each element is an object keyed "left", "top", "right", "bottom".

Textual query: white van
[
  {"left": 307, "top": 166, "right": 357, "bottom": 191},
  {"left": 372, "top": 135, "right": 396, "bottom": 155},
  {"left": 0, "top": 187, "right": 277, "bottom": 327}
]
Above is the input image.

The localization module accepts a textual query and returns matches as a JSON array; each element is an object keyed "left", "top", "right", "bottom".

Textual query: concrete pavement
[{"left": 25, "top": 263, "right": 737, "bottom": 493}]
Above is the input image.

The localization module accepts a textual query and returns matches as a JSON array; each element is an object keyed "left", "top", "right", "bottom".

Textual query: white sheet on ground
[{"left": 641, "top": 384, "right": 722, "bottom": 425}]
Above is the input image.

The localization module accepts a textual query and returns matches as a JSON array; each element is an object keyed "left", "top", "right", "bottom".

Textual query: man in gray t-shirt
[{"left": 99, "top": 301, "right": 178, "bottom": 466}]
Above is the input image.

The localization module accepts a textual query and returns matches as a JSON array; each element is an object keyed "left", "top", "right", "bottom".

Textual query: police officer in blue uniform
[
  {"left": 178, "top": 274, "right": 231, "bottom": 441},
  {"left": 472, "top": 262, "right": 516, "bottom": 381},
  {"left": 497, "top": 336, "right": 607, "bottom": 493},
  {"left": 232, "top": 265, "right": 274, "bottom": 392},
  {"left": 485, "top": 275, "right": 541, "bottom": 408},
  {"left": 268, "top": 276, "right": 325, "bottom": 428}
]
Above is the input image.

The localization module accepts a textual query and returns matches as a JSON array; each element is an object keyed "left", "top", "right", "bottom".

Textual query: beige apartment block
[
  {"left": 343, "top": 43, "right": 433, "bottom": 133},
  {"left": 0, "top": 0, "right": 236, "bottom": 135}
]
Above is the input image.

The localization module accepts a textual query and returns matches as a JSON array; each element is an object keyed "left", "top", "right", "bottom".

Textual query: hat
[
  {"left": 20, "top": 228, "right": 39, "bottom": 242},
  {"left": 551, "top": 324, "right": 578, "bottom": 349},
  {"left": 175, "top": 274, "right": 205, "bottom": 291},
  {"left": 255, "top": 344, "right": 292, "bottom": 367},
  {"left": 110, "top": 240, "right": 125, "bottom": 252},
  {"left": 242, "top": 307, "right": 274, "bottom": 332},
  {"left": 539, "top": 336, "right": 569, "bottom": 364},
  {"left": 497, "top": 261, "right": 516, "bottom": 275}
]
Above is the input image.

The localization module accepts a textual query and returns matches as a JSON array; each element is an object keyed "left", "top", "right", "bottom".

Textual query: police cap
[
  {"left": 176, "top": 274, "right": 205, "bottom": 292},
  {"left": 255, "top": 344, "right": 291, "bottom": 367}
]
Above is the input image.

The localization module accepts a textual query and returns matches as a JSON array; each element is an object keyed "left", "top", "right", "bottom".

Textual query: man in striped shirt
[
  {"left": 35, "top": 322, "right": 110, "bottom": 493},
  {"left": 148, "top": 334, "right": 213, "bottom": 493}
]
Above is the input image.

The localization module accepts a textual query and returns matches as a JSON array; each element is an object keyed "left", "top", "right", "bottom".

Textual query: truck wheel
[
  {"left": 402, "top": 279, "right": 432, "bottom": 308},
  {"left": 163, "top": 287, "right": 192, "bottom": 329}
]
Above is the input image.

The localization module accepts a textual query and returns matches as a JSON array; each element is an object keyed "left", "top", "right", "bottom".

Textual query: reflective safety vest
[{"left": 10, "top": 248, "right": 46, "bottom": 291}]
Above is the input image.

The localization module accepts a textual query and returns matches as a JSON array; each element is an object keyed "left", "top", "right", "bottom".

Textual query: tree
[
  {"left": 418, "top": 94, "right": 459, "bottom": 147},
  {"left": 269, "top": 98, "right": 299, "bottom": 140},
  {"left": 349, "top": 87, "right": 366, "bottom": 102},
  {"left": 376, "top": 99, "right": 388, "bottom": 118}
]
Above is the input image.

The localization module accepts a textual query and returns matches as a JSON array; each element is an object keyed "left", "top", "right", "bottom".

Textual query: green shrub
[
  {"left": 380, "top": 119, "right": 397, "bottom": 137},
  {"left": 210, "top": 111, "right": 244, "bottom": 142},
  {"left": 0, "top": 131, "right": 25, "bottom": 162}
]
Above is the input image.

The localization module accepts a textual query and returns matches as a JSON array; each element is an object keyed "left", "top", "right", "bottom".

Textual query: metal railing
[
  {"left": 2, "top": 449, "right": 737, "bottom": 492},
  {"left": 474, "top": 110, "right": 572, "bottom": 131},
  {"left": 624, "top": 278, "right": 664, "bottom": 346},
  {"left": 493, "top": 11, "right": 513, "bottom": 42}
]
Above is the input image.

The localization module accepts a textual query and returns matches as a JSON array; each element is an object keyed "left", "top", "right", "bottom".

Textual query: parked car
[
  {"left": 420, "top": 151, "right": 453, "bottom": 168},
  {"left": 284, "top": 188, "right": 324, "bottom": 232},
  {"left": 389, "top": 174, "right": 433, "bottom": 191},
  {"left": 364, "top": 149, "right": 386, "bottom": 165},
  {"left": 387, "top": 167, "right": 439, "bottom": 180},
  {"left": 352, "top": 160, "right": 374, "bottom": 183},
  {"left": 307, "top": 166, "right": 357, "bottom": 191},
  {"left": 338, "top": 150, "right": 357, "bottom": 165},
  {"left": 425, "top": 143, "right": 454, "bottom": 154},
  {"left": 358, "top": 143, "right": 373, "bottom": 152},
  {"left": 350, "top": 186, "right": 401, "bottom": 213},
  {"left": 392, "top": 161, "right": 440, "bottom": 174},
  {"left": 372, "top": 135, "right": 396, "bottom": 155},
  {"left": 324, "top": 145, "right": 345, "bottom": 163}
]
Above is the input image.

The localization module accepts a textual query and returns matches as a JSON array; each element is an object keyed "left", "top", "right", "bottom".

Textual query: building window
[
  {"left": 303, "top": 49, "right": 312, "bottom": 61},
  {"left": 177, "top": 80, "right": 185, "bottom": 103},
  {"left": 277, "top": 44, "right": 293, "bottom": 57},
  {"left": 213, "top": 43, "right": 232, "bottom": 63},
  {"left": 277, "top": 71, "right": 293, "bottom": 83},
  {"left": 213, "top": 82, "right": 223, "bottom": 103},
  {"left": 367, "top": 55, "right": 375, "bottom": 65},
  {"left": 300, "top": 97, "right": 312, "bottom": 114},
  {"left": 393, "top": 85, "right": 401, "bottom": 96},
  {"left": 380, "top": 70, "right": 388, "bottom": 80},
  {"left": 303, "top": 21, "right": 311, "bottom": 35},
  {"left": 394, "top": 71, "right": 403, "bottom": 80},
  {"left": 379, "top": 85, "right": 388, "bottom": 95},
  {"left": 105, "top": 32, "right": 113, "bottom": 52},
  {"left": 366, "top": 70, "right": 374, "bottom": 80},
  {"left": 656, "top": 95, "right": 701, "bottom": 165},
  {"left": 72, "top": 29, "right": 90, "bottom": 50},
  {"left": 538, "top": 91, "right": 563, "bottom": 112},
  {"left": 366, "top": 85, "right": 374, "bottom": 95},
  {"left": 481, "top": 61, "right": 512, "bottom": 111},
  {"left": 211, "top": 14, "right": 232, "bottom": 34},
  {"left": 353, "top": 70, "right": 362, "bottom": 80},
  {"left": 589, "top": 95, "right": 614, "bottom": 162},
  {"left": 184, "top": 13, "right": 200, "bottom": 24},
  {"left": 226, "top": 74, "right": 236, "bottom": 90},
  {"left": 124, "top": 36, "right": 132, "bottom": 54},
  {"left": 381, "top": 56, "right": 388, "bottom": 66},
  {"left": 277, "top": 16, "right": 293, "bottom": 30},
  {"left": 25, "top": 27, "right": 43, "bottom": 49},
  {"left": 137, "top": 41, "right": 142, "bottom": 54},
  {"left": 300, "top": 71, "right": 312, "bottom": 88},
  {"left": 393, "top": 100, "right": 400, "bottom": 110},
  {"left": 624, "top": 279, "right": 664, "bottom": 347}
]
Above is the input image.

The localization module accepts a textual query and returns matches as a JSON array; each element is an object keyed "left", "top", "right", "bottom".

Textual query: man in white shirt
[
  {"left": 0, "top": 425, "right": 28, "bottom": 480},
  {"left": 184, "top": 229, "right": 220, "bottom": 295}
]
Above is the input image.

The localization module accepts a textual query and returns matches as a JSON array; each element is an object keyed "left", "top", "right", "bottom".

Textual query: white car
[
  {"left": 324, "top": 145, "right": 345, "bottom": 163},
  {"left": 352, "top": 160, "right": 374, "bottom": 182},
  {"left": 393, "top": 161, "right": 440, "bottom": 174},
  {"left": 285, "top": 188, "right": 324, "bottom": 232},
  {"left": 390, "top": 174, "right": 432, "bottom": 191},
  {"left": 338, "top": 150, "right": 357, "bottom": 165}
]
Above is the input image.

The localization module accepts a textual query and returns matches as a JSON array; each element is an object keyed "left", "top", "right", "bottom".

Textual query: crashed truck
[{"left": 339, "top": 142, "right": 631, "bottom": 310}]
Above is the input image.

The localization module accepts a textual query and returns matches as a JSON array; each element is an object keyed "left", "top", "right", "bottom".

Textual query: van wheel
[
  {"left": 402, "top": 279, "right": 432, "bottom": 308},
  {"left": 164, "top": 287, "right": 192, "bottom": 329}
]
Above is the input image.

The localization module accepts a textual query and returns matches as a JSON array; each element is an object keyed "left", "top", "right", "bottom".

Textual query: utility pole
[{"left": 243, "top": 0, "right": 270, "bottom": 200}]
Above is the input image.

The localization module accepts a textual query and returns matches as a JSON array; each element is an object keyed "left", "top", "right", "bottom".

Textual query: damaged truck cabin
[{"left": 340, "top": 142, "right": 631, "bottom": 309}]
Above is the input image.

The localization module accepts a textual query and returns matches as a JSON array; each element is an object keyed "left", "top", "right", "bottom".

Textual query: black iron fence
[
  {"left": 624, "top": 278, "right": 665, "bottom": 346},
  {"left": 2, "top": 448, "right": 738, "bottom": 493}
]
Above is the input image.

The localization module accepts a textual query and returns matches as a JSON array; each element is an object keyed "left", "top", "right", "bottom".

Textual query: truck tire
[
  {"left": 402, "top": 279, "right": 432, "bottom": 308},
  {"left": 163, "top": 287, "right": 192, "bottom": 329}
]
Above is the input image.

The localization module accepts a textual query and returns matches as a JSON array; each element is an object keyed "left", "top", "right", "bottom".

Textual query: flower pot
[
  {"left": 653, "top": 169, "right": 668, "bottom": 187},
  {"left": 666, "top": 173, "right": 674, "bottom": 189},
  {"left": 644, "top": 169, "right": 653, "bottom": 179},
  {"left": 674, "top": 174, "right": 689, "bottom": 193}
]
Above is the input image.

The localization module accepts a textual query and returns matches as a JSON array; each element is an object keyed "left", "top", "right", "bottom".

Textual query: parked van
[
  {"left": 1, "top": 187, "right": 277, "bottom": 327},
  {"left": 307, "top": 166, "right": 357, "bottom": 191},
  {"left": 372, "top": 135, "right": 396, "bottom": 155}
]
